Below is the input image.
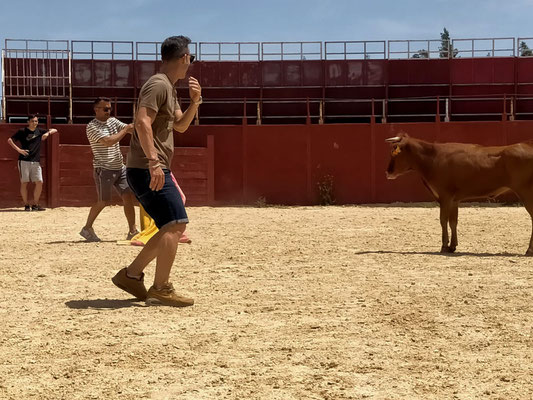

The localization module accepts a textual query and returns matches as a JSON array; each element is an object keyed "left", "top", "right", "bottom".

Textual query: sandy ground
[{"left": 0, "top": 204, "right": 532, "bottom": 400}]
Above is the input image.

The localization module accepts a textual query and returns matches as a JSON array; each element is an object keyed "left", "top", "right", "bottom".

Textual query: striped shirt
[{"left": 86, "top": 117, "right": 127, "bottom": 170}]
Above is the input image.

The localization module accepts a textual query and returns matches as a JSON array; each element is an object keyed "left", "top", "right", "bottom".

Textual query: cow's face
[{"left": 385, "top": 134, "right": 412, "bottom": 179}]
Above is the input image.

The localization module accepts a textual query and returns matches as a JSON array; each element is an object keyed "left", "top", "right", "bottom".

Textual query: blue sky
[{"left": 0, "top": 0, "right": 532, "bottom": 45}]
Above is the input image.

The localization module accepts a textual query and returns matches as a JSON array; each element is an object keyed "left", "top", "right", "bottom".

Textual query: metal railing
[
  {"left": 135, "top": 42, "right": 198, "bottom": 60},
  {"left": 5, "top": 39, "right": 69, "bottom": 52},
  {"left": 199, "top": 42, "right": 260, "bottom": 61},
  {"left": 4, "top": 37, "right": 533, "bottom": 61},
  {"left": 71, "top": 40, "right": 134, "bottom": 60},
  {"left": 517, "top": 38, "right": 533, "bottom": 57},
  {"left": 261, "top": 42, "right": 322, "bottom": 60},
  {"left": 325, "top": 41, "right": 386, "bottom": 59},
  {"left": 2, "top": 49, "right": 70, "bottom": 97},
  {"left": 452, "top": 37, "right": 515, "bottom": 58},
  {"left": 388, "top": 40, "right": 447, "bottom": 59}
]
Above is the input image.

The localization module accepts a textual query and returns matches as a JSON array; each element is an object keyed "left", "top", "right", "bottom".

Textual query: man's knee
[
  {"left": 95, "top": 200, "right": 110, "bottom": 208},
  {"left": 122, "top": 191, "right": 135, "bottom": 202},
  {"left": 161, "top": 223, "right": 186, "bottom": 239}
]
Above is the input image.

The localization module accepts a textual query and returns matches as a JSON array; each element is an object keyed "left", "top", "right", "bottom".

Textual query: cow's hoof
[
  {"left": 525, "top": 249, "right": 533, "bottom": 257},
  {"left": 440, "top": 246, "right": 454, "bottom": 253}
]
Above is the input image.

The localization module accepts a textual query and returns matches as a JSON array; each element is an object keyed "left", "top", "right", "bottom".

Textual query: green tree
[
  {"left": 439, "top": 28, "right": 459, "bottom": 58},
  {"left": 519, "top": 41, "right": 533, "bottom": 57},
  {"left": 412, "top": 49, "right": 429, "bottom": 58}
]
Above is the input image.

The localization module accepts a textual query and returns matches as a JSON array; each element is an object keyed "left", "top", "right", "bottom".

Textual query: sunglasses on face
[{"left": 183, "top": 54, "right": 195, "bottom": 63}]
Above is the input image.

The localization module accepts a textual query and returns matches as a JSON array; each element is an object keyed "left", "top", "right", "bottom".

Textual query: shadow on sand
[
  {"left": 353, "top": 250, "right": 524, "bottom": 257},
  {"left": 46, "top": 240, "right": 117, "bottom": 244},
  {"left": 65, "top": 298, "right": 143, "bottom": 310}
]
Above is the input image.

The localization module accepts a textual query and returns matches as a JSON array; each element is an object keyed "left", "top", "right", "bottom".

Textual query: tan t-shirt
[{"left": 127, "top": 73, "right": 180, "bottom": 169}]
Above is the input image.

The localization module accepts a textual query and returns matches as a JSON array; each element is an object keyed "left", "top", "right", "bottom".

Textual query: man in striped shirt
[{"left": 80, "top": 97, "right": 139, "bottom": 242}]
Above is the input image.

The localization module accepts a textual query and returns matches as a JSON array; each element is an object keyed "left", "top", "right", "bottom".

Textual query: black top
[{"left": 11, "top": 127, "right": 45, "bottom": 162}]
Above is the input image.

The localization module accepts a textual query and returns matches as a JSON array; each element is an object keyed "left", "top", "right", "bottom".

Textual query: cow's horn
[{"left": 385, "top": 136, "right": 401, "bottom": 143}]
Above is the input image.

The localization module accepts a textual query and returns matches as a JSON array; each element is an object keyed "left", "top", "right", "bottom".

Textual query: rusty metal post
[
  {"left": 256, "top": 101, "right": 261, "bottom": 125},
  {"left": 242, "top": 97, "right": 247, "bottom": 125},
  {"left": 502, "top": 94, "right": 507, "bottom": 122}
]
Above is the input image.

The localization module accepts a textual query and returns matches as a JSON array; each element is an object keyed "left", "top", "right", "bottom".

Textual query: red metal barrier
[{"left": 3, "top": 120, "right": 533, "bottom": 208}]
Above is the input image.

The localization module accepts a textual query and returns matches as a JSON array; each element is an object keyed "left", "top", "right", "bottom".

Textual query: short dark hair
[
  {"left": 93, "top": 97, "right": 111, "bottom": 106},
  {"left": 28, "top": 114, "right": 39, "bottom": 121},
  {"left": 161, "top": 36, "right": 191, "bottom": 61}
]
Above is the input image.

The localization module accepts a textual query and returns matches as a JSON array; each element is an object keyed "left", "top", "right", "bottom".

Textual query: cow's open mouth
[{"left": 386, "top": 171, "right": 397, "bottom": 180}]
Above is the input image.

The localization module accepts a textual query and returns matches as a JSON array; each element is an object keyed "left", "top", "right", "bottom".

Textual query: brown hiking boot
[
  {"left": 111, "top": 268, "right": 147, "bottom": 300},
  {"left": 146, "top": 283, "right": 194, "bottom": 307}
]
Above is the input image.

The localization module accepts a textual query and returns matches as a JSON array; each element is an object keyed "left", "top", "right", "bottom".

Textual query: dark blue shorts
[{"left": 126, "top": 168, "right": 188, "bottom": 229}]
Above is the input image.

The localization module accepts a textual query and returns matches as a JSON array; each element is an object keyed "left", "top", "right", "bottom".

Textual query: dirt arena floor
[{"left": 0, "top": 204, "right": 532, "bottom": 400}]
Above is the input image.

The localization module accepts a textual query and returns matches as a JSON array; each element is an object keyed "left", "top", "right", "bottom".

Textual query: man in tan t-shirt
[{"left": 111, "top": 35, "right": 202, "bottom": 307}]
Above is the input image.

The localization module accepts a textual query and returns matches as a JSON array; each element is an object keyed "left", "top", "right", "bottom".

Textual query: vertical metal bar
[
  {"left": 445, "top": 98, "right": 450, "bottom": 122},
  {"left": 61, "top": 51, "right": 65, "bottom": 97},
  {"left": 1, "top": 50, "right": 5, "bottom": 121},
  {"left": 55, "top": 51, "right": 59, "bottom": 97},
  {"left": 68, "top": 51, "right": 73, "bottom": 123},
  {"left": 492, "top": 38, "right": 495, "bottom": 57},
  {"left": 256, "top": 101, "right": 261, "bottom": 125},
  {"left": 21, "top": 49, "right": 25, "bottom": 96},
  {"left": 344, "top": 42, "right": 347, "bottom": 60},
  {"left": 471, "top": 39, "right": 474, "bottom": 58},
  {"left": 49, "top": 51, "right": 53, "bottom": 97}
]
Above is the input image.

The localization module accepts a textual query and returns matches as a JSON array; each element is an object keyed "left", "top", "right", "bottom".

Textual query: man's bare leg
[
  {"left": 126, "top": 223, "right": 185, "bottom": 284},
  {"left": 121, "top": 192, "right": 137, "bottom": 233},
  {"left": 83, "top": 201, "right": 107, "bottom": 229},
  {"left": 33, "top": 181, "right": 43, "bottom": 205},
  {"left": 153, "top": 224, "right": 185, "bottom": 288},
  {"left": 20, "top": 182, "right": 29, "bottom": 204}
]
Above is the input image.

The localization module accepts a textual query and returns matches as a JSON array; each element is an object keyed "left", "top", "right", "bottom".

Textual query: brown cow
[{"left": 385, "top": 133, "right": 533, "bottom": 255}]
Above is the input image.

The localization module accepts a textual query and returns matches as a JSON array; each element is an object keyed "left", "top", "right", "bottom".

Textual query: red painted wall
[
  {"left": 6, "top": 57, "right": 533, "bottom": 124},
  {"left": 2, "top": 121, "right": 533, "bottom": 208}
]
